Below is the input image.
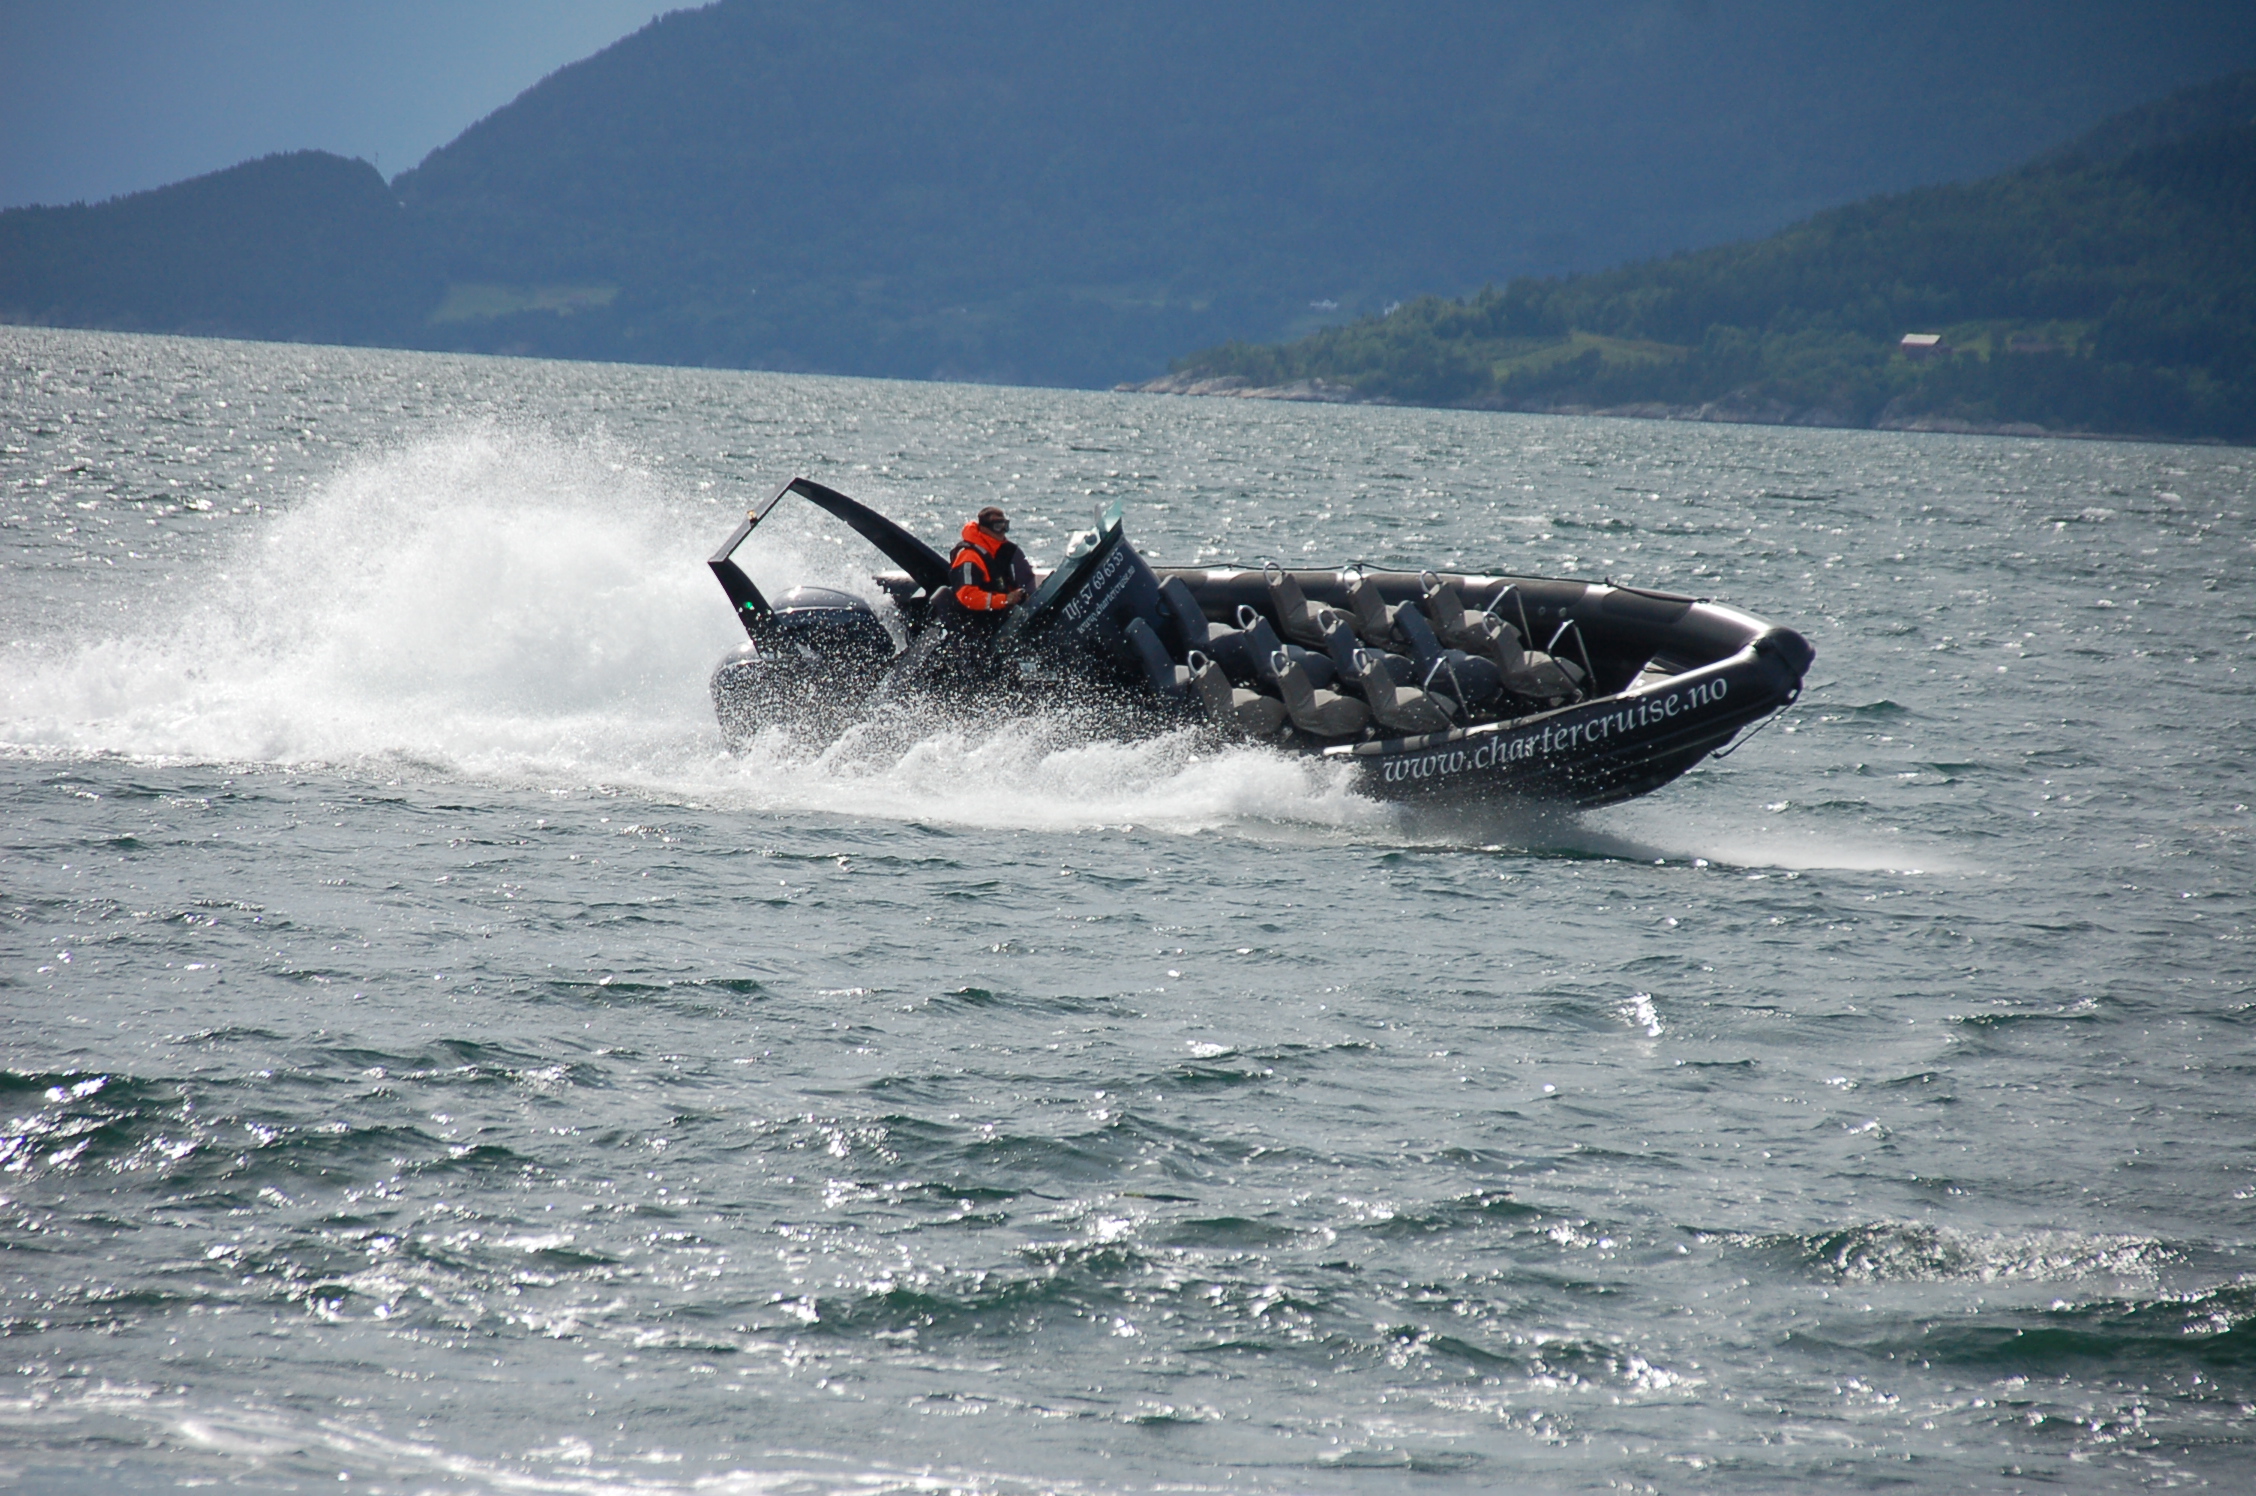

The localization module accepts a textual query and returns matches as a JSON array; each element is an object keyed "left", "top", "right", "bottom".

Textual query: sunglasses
[{"left": 985, "top": 517, "right": 1010, "bottom": 532}]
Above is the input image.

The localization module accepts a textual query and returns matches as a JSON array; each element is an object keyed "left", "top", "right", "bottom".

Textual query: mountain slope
[
  {"left": 0, "top": 152, "right": 432, "bottom": 345},
  {"left": 386, "top": 0, "right": 2256, "bottom": 385},
  {"left": 7, "top": 3, "right": 2256, "bottom": 388},
  {"left": 1154, "top": 72, "right": 2256, "bottom": 442}
]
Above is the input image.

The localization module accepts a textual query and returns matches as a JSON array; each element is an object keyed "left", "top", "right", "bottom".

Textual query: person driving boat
[{"left": 943, "top": 505, "right": 1032, "bottom": 615}]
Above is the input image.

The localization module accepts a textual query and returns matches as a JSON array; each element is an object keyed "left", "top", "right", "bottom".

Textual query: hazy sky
[{"left": 0, "top": 1, "right": 675, "bottom": 209}]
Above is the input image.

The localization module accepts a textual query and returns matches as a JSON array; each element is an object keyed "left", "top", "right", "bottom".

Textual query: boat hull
[
  {"left": 1332, "top": 625, "right": 1810, "bottom": 808},
  {"left": 706, "top": 479, "right": 1814, "bottom": 813}
]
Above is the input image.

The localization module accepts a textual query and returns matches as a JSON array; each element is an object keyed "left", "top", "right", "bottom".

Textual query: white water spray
[
  {"left": 0, "top": 428, "right": 1389, "bottom": 835},
  {"left": 3, "top": 427, "right": 730, "bottom": 773}
]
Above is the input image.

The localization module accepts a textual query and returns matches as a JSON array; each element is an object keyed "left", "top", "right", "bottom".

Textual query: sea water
[{"left": 2, "top": 325, "right": 2250, "bottom": 1493}]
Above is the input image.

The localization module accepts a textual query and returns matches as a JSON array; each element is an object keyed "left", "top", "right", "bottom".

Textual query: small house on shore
[{"left": 1899, "top": 332, "right": 1950, "bottom": 359}]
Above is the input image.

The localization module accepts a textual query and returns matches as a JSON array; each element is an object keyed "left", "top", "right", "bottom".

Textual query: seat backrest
[
  {"left": 1125, "top": 617, "right": 1187, "bottom": 697},
  {"left": 1485, "top": 617, "right": 1527, "bottom": 670},
  {"left": 1156, "top": 577, "right": 1210, "bottom": 657},
  {"left": 1318, "top": 613, "right": 1362, "bottom": 679},
  {"left": 1423, "top": 652, "right": 1473, "bottom": 706},
  {"left": 1263, "top": 561, "right": 1310, "bottom": 618},
  {"left": 1420, "top": 573, "right": 1468, "bottom": 633},
  {"left": 1267, "top": 648, "right": 1314, "bottom": 713},
  {"left": 1236, "top": 606, "right": 1286, "bottom": 662},
  {"left": 1343, "top": 570, "right": 1393, "bottom": 639},
  {"left": 1202, "top": 620, "right": 1256, "bottom": 682},
  {"left": 1353, "top": 648, "right": 1405, "bottom": 712},
  {"left": 1484, "top": 584, "right": 1536, "bottom": 649},
  {"left": 1424, "top": 574, "right": 1524, "bottom": 667},
  {"left": 1355, "top": 647, "right": 1454, "bottom": 731},
  {"left": 1393, "top": 601, "right": 1445, "bottom": 673},
  {"left": 1186, "top": 650, "right": 1232, "bottom": 717}
]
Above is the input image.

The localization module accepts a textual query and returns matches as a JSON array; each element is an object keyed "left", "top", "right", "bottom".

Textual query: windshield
[{"left": 1027, "top": 499, "right": 1122, "bottom": 613}]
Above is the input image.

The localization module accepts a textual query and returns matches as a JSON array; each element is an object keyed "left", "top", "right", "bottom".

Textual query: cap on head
[{"left": 977, "top": 506, "right": 1007, "bottom": 525}]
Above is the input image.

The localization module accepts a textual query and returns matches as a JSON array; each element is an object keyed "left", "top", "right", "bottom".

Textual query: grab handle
[{"left": 1545, "top": 618, "right": 1598, "bottom": 699}]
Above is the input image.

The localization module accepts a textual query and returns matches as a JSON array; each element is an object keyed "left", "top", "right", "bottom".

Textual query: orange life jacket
[{"left": 948, "top": 522, "right": 1019, "bottom": 612}]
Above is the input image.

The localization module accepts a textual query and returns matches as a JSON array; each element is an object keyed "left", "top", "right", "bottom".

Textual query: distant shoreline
[{"left": 1114, "top": 370, "right": 2227, "bottom": 447}]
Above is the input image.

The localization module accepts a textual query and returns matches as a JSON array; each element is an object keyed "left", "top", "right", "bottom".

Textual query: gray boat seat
[
  {"left": 1318, "top": 613, "right": 1416, "bottom": 689},
  {"left": 1125, "top": 617, "right": 1194, "bottom": 698},
  {"left": 1354, "top": 648, "right": 1457, "bottom": 734},
  {"left": 1421, "top": 574, "right": 1581, "bottom": 702},
  {"left": 1265, "top": 562, "right": 1349, "bottom": 647},
  {"left": 1231, "top": 605, "right": 1336, "bottom": 689},
  {"left": 1419, "top": 574, "right": 1513, "bottom": 656},
  {"left": 1424, "top": 652, "right": 1504, "bottom": 711},
  {"left": 1342, "top": 569, "right": 1403, "bottom": 646},
  {"left": 1155, "top": 576, "right": 1211, "bottom": 658},
  {"left": 1511, "top": 652, "right": 1584, "bottom": 702},
  {"left": 1188, "top": 650, "right": 1287, "bottom": 736},
  {"left": 1393, "top": 603, "right": 1504, "bottom": 706},
  {"left": 1269, "top": 649, "right": 1368, "bottom": 738},
  {"left": 1200, "top": 617, "right": 1259, "bottom": 682}
]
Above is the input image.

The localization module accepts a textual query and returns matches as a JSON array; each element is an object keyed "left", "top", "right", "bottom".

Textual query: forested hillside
[
  {"left": 0, "top": 152, "right": 432, "bottom": 346},
  {"left": 5, "top": 1, "right": 2253, "bottom": 390},
  {"left": 1157, "top": 73, "right": 2256, "bottom": 442},
  {"left": 392, "top": 0, "right": 2239, "bottom": 385}
]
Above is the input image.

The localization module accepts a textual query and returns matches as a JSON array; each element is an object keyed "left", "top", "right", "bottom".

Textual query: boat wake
[
  {"left": 0, "top": 429, "right": 1394, "bottom": 837},
  {"left": 0, "top": 1383, "right": 1055, "bottom": 1496},
  {"left": 2, "top": 427, "right": 730, "bottom": 771}
]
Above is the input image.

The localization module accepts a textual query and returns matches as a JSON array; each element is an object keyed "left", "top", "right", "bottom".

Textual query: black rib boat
[{"left": 707, "top": 477, "right": 1813, "bottom": 809}]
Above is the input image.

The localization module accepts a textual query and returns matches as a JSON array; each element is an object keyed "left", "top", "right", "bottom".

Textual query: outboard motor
[{"left": 710, "top": 585, "right": 896, "bottom": 747}]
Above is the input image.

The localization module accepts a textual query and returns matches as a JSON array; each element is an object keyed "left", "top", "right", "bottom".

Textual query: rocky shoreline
[
  {"left": 1116, "top": 372, "right": 2175, "bottom": 444},
  {"left": 1117, "top": 371, "right": 1366, "bottom": 403}
]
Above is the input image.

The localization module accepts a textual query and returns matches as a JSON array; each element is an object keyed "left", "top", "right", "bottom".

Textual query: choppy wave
[
  {"left": 1745, "top": 1219, "right": 2175, "bottom": 1285},
  {"left": 1710, "top": 1221, "right": 2256, "bottom": 1375},
  {"left": 12, "top": 329, "right": 2255, "bottom": 1494},
  {"left": 0, "top": 1388, "right": 1075, "bottom": 1496}
]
